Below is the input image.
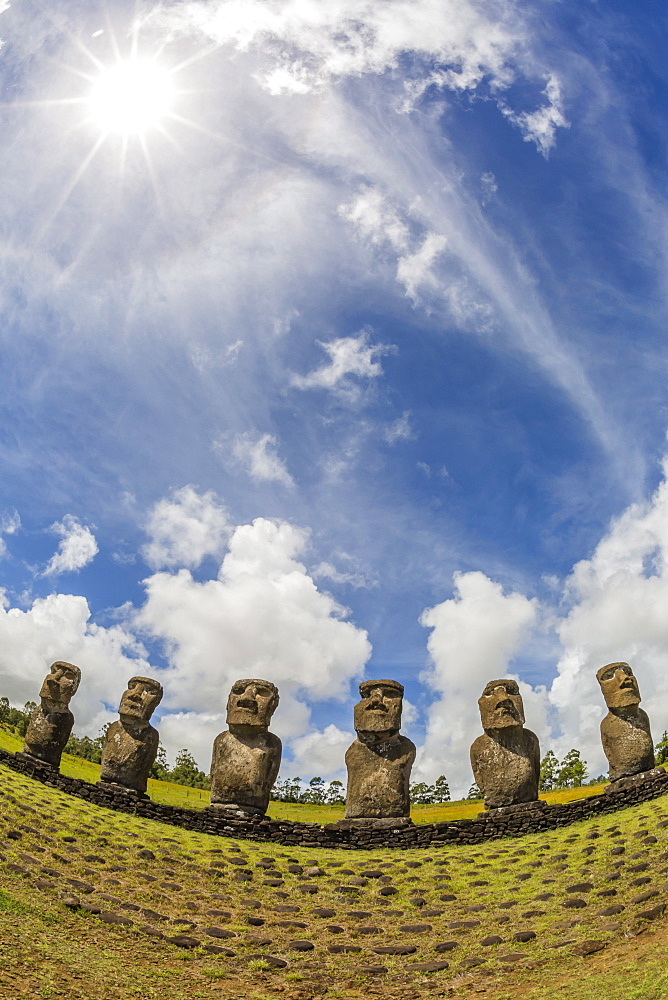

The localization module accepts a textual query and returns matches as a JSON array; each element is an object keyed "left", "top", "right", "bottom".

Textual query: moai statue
[
  {"left": 597, "top": 662, "right": 655, "bottom": 782},
  {"left": 21, "top": 661, "right": 81, "bottom": 768},
  {"left": 99, "top": 676, "right": 163, "bottom": 795},
  {"left": 470, "top": 679, "right": 541, "bottom": 810},
  {"left": 209, "top": 679, "right": 282, "bottom": 817},
  {"left": 344, "top": 679, "right": 416, "bottom": 824}
]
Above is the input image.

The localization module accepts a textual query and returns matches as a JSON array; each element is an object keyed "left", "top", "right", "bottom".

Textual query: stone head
[
  {"left": 478, "top": 678, "right": 525, "bottom": 730},
  {"left": 39, "top": 661, "right": 81, "bottom": 711},
  {"left": 354, "top": 679, "right": 404, "bottom": 735},
  {"left": 597, "top": 661, "right": 641, "bottom": 710},
  {"left": 226, "top": 678, "right": 279, "bottom": 728},
  {"left": 118, "top": 676, "right": 163, "bottom": 725}
]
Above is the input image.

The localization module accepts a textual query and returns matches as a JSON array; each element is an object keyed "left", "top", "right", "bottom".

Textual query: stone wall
[{"left": 2, "top": 746, "right": 667, "bottom": 850}]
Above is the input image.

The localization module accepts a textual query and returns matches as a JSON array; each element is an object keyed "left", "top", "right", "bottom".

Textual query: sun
[{"left": 87, "top": 58, "right": 175, "bottom": 136}]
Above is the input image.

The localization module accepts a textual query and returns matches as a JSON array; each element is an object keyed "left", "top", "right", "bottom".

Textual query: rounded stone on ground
[
  {"left": 481, "top": 935, "right": 503, "bottom": 946},
  {"left": 497, "top": 952, "right": 527, "bottom": 963},
  {"left": 247, "top": 954, "right": 288, "bottom": 968},
  {"left": 355, "top": 965, "right": 387, "bottom": 974},
  {"left": 311, "top": 907, "right": 336, "bottom": 917},
  {"left": 203, "top": 926, "right": 237, "bottom": 938},
  {"left": 563, "top": 899, "right": 587, "bottom": 909},
  {"left": 639, "top": 904, "right": 665, "bottom": 920},
  {"left": 165, "top": 934, "right": 201, "bottom": 948},
  {"left": 289, "top": 940, "right": 315, "bottom": 951},
  {"left": 513, "top": 930, "right": 536, "bottom": 942},
  {"left": 328, "top": 944, "right": 361, "bottom": 953},
  {"left": 203, "top": 944, "right": 235, "bottom": 955},
  {"left": 410, "top": 961, "right": 450, "bottom": 972},
  {"left": 399, "top": 924, "right": 432, "bottom": 933},
  {"left": 357, "top": 926, "right": 382, "bottom": 934},
  {"left": 98, "top": 911, "right": 133, "bottom": 926},
  {"left": 373, "top": 944, "right": 417, "bottom": 955},
  {"left": 459, "top": 957, "right": 485, "bottom": 968},
  {"left": 325, "top": 925, "right": 344, "bottom": 933},
  {"left": 572, "top": 939, "right": 606, "bottom": 956}
]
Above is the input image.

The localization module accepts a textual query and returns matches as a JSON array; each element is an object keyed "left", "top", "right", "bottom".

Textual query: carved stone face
[
  {"left": 597, "top": 662, "right": 641, "bottom": 710},
  {"left": 354, "top": 679, "right": 404, "bottom": 734},
  {"left": 118, "top": 676, "right": 163, "bottom": 724},
  {"left": 478, "top": 679, "right": 525, "bottom": 729},
  {"left": 38, "top": 661, "right": 81, "bottom": 710},
  {"left": 226, "top": 679, "right": 279, "bottom": 728}
]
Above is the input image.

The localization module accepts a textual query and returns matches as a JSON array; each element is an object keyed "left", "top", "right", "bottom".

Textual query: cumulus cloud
[
  {"left": 0, "top": 591, "right": 150, "bottom": 736},
  {"left": 396, "top": 232, "right": 448, "bottom": 301},
  {"left": 142, "top": 485, "right": 230, "bottom": 570},
  {"left": 232, "top": 433, "right": 295, "bottom": 488},
  {"left": 547, "top": 457, "right": 668, "bottom": 773},
  {"left": 418, "top": 570, "right": 538, "bottom": 794},
  {"left": 289, "top": 723, "right": 353, "bottom": 780},
  {"left": 134, "top": 516, "right": 371, "bottom": 744},
  {"left": 291, "top": 331, "right": 393, "bottom": 399},
  {"left": 43, "top": 515, "right": 99, "bottom": 577}
]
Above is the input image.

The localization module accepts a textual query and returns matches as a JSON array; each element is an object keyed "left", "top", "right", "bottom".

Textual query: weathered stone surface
[
  {"left": 470, "top": 680, "right": 540, "bottom": 809},
  {"left": 99, "top": 677, "right": 163, "bottom": 794},
  {"left": 21, "top": 662, "right": 81, "bottom": 769},
  {"left": 344, "top": 680, "right": 416, "bottom": 820},
  {"left": 597, "top": 663, "right": 655, "bottom": 781},
  {"left": 209, "top": 679, "right": 281, "bottom": 817}
]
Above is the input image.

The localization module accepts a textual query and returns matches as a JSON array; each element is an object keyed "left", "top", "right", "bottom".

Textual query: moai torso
[
  {"left": 99, "top": 719, "right": 160, "bottom": 794},
  {"left": 597, "top": 662, "right": 655, "bottom": 782},
  {"left": 209, "top": 729, "right": 282, "bottom": 812},
  {"left": 471, "top": 678, "right": 540, "bottom": 810},
  {"left": 23, "top": 706, "right": 74, "bottom": 768},
  {"left": 345, "top": 734, "right": 416, "bottom": 818},
  {"left": 601, "top": 709, "right": 654, "bottom": 781},
  {"left": 470, "top": 727, "right": 540, "bottom": 809}
]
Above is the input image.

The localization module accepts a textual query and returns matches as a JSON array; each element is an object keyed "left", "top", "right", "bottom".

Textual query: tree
[
  {"left": 170, "top": 749, "right": 209, "bottom": 789},
  {"left": 325, "top": 779, "right": 345, "bottom": 805},
  {"left": 556, "top": 749, "right": 588, "bottom": 788},
  {"left": 433, "top": 775, "right": 451, "bottom": 803},
  {"left": 655, "top": 731, "right": 668, "bottom": 766},
  {"left": 410, "top": 781, "right": 435, "bottom": 805},
  {"left": 302, "top": 777, "right": 326, "bottom": 804},
  {"left": 466, "top": 782, "right": 483, "bottom": 800},
  {"left": 149, "top": 742, "right": 170, "bottom": 780},
  {"left": 539, "top": 750, "right": 559, "bottom": 791}
]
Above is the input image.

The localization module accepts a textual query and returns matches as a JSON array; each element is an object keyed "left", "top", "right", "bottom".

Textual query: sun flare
[{"left": 88, "top": 59, "right": 175, "bottom": 136}]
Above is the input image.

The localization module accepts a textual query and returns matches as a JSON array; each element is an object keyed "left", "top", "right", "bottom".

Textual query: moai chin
[
  {"left": 470, "top": 679, "right": 540, "bottom": 810},
  {"left": 344, "top": 679, "right": 416, "bottom": 823},
  {"left": 209, "top": 679, "right": 282, "bottom": 817},
  {"left": 99, "top": 676, "right": 163, "bottom": 795},
  {"left": 22, "top": 661, "right": 81, "bottom": 769},
  {"left": 597, "top": 662, "right": 655, "bottom": 782}
]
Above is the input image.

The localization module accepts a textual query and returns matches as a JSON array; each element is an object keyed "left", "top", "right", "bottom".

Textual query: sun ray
[{"left": 35, "top": 133, "right": 107, "bottom": 241}]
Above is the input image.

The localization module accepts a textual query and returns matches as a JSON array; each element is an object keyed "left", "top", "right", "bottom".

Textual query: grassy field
[
  {"left": 0, "top": 726, "right": 613, "bottom": 821},
  {"left": 2, "top": 758, "right": 668, "bottom": 999}
]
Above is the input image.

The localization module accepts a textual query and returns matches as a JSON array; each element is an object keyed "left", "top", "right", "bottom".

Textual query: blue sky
[{"left": 1, "top": 0, "right": 668, "bottom": 795}]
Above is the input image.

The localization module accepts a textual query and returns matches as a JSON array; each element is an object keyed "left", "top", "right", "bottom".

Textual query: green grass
[{"left": 2, "top": 758, "right": 668, "bottom": 999}]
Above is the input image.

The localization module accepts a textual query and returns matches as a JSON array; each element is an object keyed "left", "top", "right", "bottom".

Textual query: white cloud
[
  {"left": 43, "top": 515, "right": 99, "bottom": 577},
  {"left": 291, "top": 331, "right": 393, "bottom": 398},
  {"left": 313, "top": 553, "right": 377, "bottom": 590},
  {"left": 0, "top": 510, "right": 20, "bottom": 561},
  {"left": 232, "top": 433, "right": 295, "bottom": 488},
  {"left": 339, "top": 188, "right": 409, "bottom": 251},
  {"left": 0, "top": 592, "right": 150, "bottom": 737},
  {"left": 502, "top": 74, "right": 569, "bottom": 156},
  {"left": 547, "top": 457, "right": 668, "bottom": 774},
  {"left": 142, "top": 485, "right": 230, "bottom": 570},
  {"left": 396, "top": 232, "right": 448, "bottom": 301},
  {"left": 383, "top": 411, "right": 415, "bottom": 445},
  {"left": 480, "top": 171, "right": 498, "bottom": 205},
  {"left": 157, "top": 0, "right": 524, "bottom": 97},
  {"left": 134, "top": 516, "right": 371, "bottom": 744},
  {"left": 289, "top": 723, "right": 353, "bottom": 780},
  {"left": 418, "top": 570, "right": 538, "bottom": 795}
]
